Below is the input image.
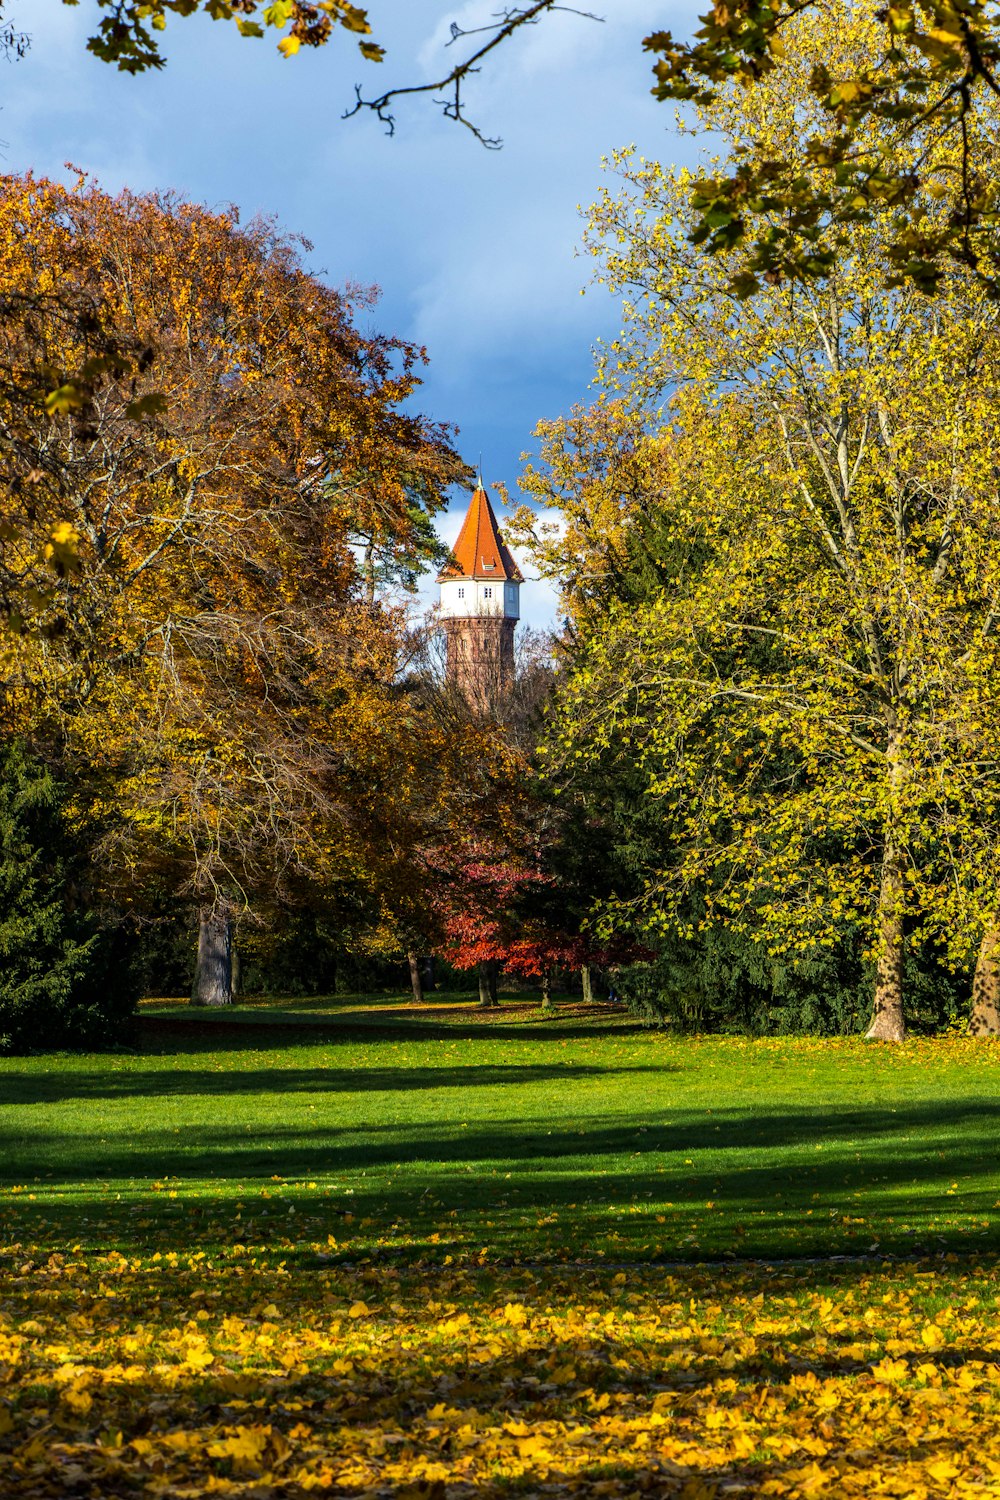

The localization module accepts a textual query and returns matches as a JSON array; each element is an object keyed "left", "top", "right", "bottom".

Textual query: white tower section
[{"left": 439, "top": 576, "right": 519, "bottom": 620}]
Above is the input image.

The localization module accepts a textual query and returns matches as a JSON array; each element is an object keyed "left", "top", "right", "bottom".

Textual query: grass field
[{"left": 2, "top": 995, "right": 1000, "bottom": 1496}]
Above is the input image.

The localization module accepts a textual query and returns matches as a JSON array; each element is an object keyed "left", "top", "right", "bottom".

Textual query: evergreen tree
[{"left": 0, "top": 743, "right": 138, "bottom": 1052}]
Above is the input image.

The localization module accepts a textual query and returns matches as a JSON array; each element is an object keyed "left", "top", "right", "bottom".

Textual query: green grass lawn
[
  {"left": 4, "top": 998, "right": 1000, "bottom": 1497},
  {"left": 2, "top": 993, "right": 999, "bottom": 1264}
]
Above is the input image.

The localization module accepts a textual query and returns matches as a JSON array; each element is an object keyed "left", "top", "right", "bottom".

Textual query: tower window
[
  {"left": 458, "top": 587, "right": 465, "bottom": 599},
  {"left": 483, "top": 586, "right": 492, "bottom": 599}
]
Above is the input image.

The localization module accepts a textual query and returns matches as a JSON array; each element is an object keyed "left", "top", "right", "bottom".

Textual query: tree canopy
[
  {"left": 0, "top": 174, "right": 488, "bottom": 1006},
  {"left": 509, "top": 0, "right": 1000, "bottom": 1040}
]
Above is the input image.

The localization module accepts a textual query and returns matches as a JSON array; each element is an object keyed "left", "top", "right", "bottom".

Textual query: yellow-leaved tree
[{"left": 512, "top": 0, "right": 1000, "bottom": 1040}]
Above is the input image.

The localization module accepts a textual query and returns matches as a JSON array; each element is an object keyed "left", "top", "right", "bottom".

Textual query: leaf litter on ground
[{"left": 1, "top": 1234, "right": 999, "bottom": 1497}]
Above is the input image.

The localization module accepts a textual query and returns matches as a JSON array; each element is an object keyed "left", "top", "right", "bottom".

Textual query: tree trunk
[
  {"left": 362, "top": 539, "right": 376, "bottom": 609},
  {"left": 866, "top": 829, "right": 906, "bottom": 1041},
  {"left": 971, "top": 924, "right": 1000, "bottom": 1035},
  {"left": 540, "top": 969, "right": 553, "bottom": 1013},
  {"left": 478, "top": 960, "right": 499, "bottom": 1008},
  {"left": 581, "top": 963, "right": 593, "bottom": 1004},
  {"left": 865, "top": 725, "right": 907, "bottom": 1042},
  {"left": 231, "top": 942, "right": 243, "bottom": 1001},
  {"left": 407, "top": 950, "right": 424, "bottom": 1006},
  {"left": 192, "top": 907, "right": 233, "bottom": 1007}
]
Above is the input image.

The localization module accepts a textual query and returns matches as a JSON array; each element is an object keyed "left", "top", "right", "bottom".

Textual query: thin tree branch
[{"left": 344, "top": 3, "right": 603, "bottom": 146}]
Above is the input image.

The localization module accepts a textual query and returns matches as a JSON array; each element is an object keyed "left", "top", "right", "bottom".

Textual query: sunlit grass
[{"left": 2, "top": 998, "right": 999, "bottom": 1263}]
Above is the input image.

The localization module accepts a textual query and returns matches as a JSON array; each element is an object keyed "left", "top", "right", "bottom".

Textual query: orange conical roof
[{"left": 437, "top": 483, "right": 523, "bottom": 583}]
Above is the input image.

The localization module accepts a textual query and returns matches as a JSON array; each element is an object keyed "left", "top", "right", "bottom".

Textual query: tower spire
[{"left": 437, "top": 481, "right": 523, "bottom": 586}]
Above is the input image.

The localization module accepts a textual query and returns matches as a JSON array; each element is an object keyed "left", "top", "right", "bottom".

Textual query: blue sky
[{"left": 4, "top": 0, "right": 699, "bottom": 626}]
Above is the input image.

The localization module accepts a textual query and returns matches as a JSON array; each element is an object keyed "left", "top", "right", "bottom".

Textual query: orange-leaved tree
[{"left": 0, "top": 172, "right": 465, "bottom": 1004}]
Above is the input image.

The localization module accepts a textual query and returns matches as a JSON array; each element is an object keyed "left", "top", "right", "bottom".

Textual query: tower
[{"left": 437, "top": 480, "right": 522, "bottom": 703}]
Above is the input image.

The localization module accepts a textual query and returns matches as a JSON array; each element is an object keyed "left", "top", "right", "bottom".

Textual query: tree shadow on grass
[
  {"left": 0, "top": 1061, "right": 667, "bottom": 1107},
  {"left": 3, "top": 1098, "right": 1000, "bottom": 1262},
  {"left": 132, "top": 1013, "right": 644, "bottom": 1053},
  {"left": 4, "top": 1097, "right": 997, "bottom": 1174}
]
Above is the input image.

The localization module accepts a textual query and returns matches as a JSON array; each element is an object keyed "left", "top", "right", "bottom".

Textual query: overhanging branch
[{"left": 344, "top": 3, "right": 603, "bottom": 146}]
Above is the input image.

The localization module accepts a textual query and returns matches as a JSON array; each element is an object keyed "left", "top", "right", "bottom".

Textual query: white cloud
[{"left": 418, "top": 0, "right": 657, "bottom": 84}]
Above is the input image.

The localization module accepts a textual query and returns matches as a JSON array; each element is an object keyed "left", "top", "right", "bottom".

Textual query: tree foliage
[
  {"left": 512, "top": 3, "right": 1000, "bottom": 1038},
  {"left": 5, "top": 0, "right": 997, "bottom": 291},
  {"left": 67, "top": 0, "right": 383, "bottom": 71},
  {"left": 0, "top": 174, "right": 470, "bottom": 1003},
  {"left": 646, "top": 0, "right": 1000, "bottom": 296}
]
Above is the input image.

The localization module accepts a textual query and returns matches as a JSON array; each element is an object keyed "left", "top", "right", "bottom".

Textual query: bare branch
[{"left": 344, "top": 3, "right": 603, "bottom": 146}]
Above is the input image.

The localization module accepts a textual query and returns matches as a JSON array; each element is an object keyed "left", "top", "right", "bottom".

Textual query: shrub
[{"left": 613, "top": 925, "right": 966, "bottom": 1035}]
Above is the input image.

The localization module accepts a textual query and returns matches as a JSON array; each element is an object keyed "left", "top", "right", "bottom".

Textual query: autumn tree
[
  {"left": 428, "top": 839, "right": 546, "bottom": 1006},
  {"left": 308, "top": 669, "right": 504, "bottom": 1003},
  {"left": 345, "top": 626, "right": 538, "bottom": 1005},
  {"left": 392, "top": 619, "right": 641, "bottom": 1010},
  {"left": 430, "top": 809, "right": 642, "bottom": 1009},
  {"left": 514, "top": 4, "right": 1000, "bottom": 1040},
  {"left": 0, "top": 173, "right": 464, "bottom": 1006},
  {"left": 507, "top": 398, "right": 664, "bottom": 634}
]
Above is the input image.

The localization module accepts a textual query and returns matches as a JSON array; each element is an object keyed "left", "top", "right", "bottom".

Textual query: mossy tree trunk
[
  {"left": 866, "top": 837, "right": 905, "bottom": 1040},
  {"left": 866, "top": 731, "right": 906, "bottom": 1042}
]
